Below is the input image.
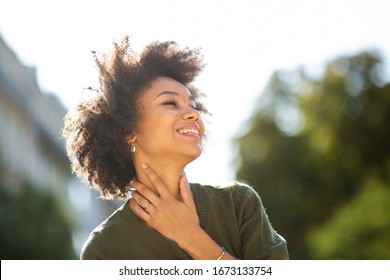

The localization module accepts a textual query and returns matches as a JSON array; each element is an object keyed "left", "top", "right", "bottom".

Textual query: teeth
[{"left": 178, "top": 128, "right": 199, "bottom": 135}]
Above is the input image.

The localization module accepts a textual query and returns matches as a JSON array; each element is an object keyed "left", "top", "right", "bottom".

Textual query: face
[{"left": 131, "top": 76, "right": 205, "bottom": 164}]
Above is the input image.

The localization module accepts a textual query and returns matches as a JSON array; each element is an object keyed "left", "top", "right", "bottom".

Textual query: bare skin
[{"left": 127, "top": 77, "right": 236, "bottom": 260}]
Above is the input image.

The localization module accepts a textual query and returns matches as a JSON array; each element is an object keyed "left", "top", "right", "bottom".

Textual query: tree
[
  {"left": 234, "top": 50, "right": 390, "bottom": 259},
  {"left": 0, "top": 166, "right": 76, "bottom": 259}
]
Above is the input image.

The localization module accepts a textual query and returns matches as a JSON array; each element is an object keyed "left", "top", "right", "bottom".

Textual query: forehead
[{"left": 145, "top": 77, "right": 193, "bottom": 99}]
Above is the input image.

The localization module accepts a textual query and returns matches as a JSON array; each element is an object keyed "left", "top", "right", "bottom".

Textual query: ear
[{"left": 125, "top": 135, "right": 137, "bottom": 144}]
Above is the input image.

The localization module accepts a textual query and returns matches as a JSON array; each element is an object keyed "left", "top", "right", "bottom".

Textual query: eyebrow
[
  {"left": 155, "top": 90, "right": 195, "bottom": 100},
  {"left": 155, "top": 91, "right": 179, "bottom": 99}
]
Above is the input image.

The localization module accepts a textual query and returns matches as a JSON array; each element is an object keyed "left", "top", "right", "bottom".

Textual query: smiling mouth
[{"left": 177, "top": 128, "right": 200, "bottom": 137}]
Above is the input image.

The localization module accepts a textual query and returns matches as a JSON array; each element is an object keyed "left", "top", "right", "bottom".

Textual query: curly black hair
[{"left": 62, "top": 36, "right": 208, "bottom": 199}]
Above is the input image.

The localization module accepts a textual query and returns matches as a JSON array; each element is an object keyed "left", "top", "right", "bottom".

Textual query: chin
[{"left": 184, "top": 148, "right": 202, "bottom": 164}]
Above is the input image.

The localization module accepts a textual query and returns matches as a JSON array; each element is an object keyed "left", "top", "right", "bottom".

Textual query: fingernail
[{"left": 142, "top": 163, "right": 148, "bottom": 170}]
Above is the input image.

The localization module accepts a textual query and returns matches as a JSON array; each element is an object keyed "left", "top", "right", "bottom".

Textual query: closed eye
[
  {"left": 162, "top": 100, "right": 199, "bottom": 111},
  {"left": 162, "top": 100, "right": 177, "bottom": 107}
]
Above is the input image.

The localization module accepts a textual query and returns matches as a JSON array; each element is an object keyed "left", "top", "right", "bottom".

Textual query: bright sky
[{"left": 1, "top": 0, "right": 389, "bottom": 185}]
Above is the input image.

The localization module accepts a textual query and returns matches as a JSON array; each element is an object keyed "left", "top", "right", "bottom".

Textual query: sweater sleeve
[{"left": 232, "top": 183, "right": 289, "bottom": 260}]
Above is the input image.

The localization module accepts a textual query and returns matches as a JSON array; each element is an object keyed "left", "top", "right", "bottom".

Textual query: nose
[{"left": 183, "top": 106, "right": 200, "bottom": 121}]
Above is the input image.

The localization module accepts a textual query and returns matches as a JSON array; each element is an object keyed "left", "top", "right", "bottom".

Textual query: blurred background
[{"left": 0, "top": 0, "right": 389, "bottom": 259}]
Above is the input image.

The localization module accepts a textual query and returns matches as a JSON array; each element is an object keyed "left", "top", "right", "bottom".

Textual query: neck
[{"left": 132, "top": 156, "right": 189, "bottom": 199}]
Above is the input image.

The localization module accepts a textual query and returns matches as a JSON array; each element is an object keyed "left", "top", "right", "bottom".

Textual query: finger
[
  {"left": 141, "top": 163, "right": 170, "bottom": 198},
  {"left": 133, "top": 201, "right": 152, "bottom": 221},
  {"left": 131, "top": 179, "right": 160, "bottom": 205},
  {"left": 179, "top": 175, "right": 195, "bottom": 206},
  {"left": 131, "top": 190, "right": 153, "bottom": 209}
]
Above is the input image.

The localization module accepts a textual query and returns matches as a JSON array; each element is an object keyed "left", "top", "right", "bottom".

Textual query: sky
[{"left": 1, "top": 0, "right": 390, "bottom": 185}]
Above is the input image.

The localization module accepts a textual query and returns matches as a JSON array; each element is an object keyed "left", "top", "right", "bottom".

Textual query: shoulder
[
  {"left": 191, "top": 180, "right": 257, "bottom": 193},
  {"left": 80, "top": 203, "right": 128, "bottom": 259},
  {"left": 191, "top": 181, "right": 263, "bottom": 208},
  {"left": 90, "top": 203, "right": 128, "bottom": 235}
]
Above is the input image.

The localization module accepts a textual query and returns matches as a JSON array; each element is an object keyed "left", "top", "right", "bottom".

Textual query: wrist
[
  {"left": 177, "top": 227, "right": 224, "bottom": 260},
  {"left": 176, "top": 226, "right": 205, "bottom": 251}
]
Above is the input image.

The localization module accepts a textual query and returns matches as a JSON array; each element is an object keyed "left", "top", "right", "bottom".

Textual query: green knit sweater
[{"left": 81, "top": 181, "right": 289, "bottom": 260}]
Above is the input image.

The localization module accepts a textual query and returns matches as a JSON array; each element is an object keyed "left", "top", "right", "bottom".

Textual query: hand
[{"left": 130, "top": 163, "right": 201, "bottom": 247}]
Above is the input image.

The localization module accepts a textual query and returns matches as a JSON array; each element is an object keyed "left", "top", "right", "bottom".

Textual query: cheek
[{"left": 137, "top": 117, "right": 173, "bottom": 143}]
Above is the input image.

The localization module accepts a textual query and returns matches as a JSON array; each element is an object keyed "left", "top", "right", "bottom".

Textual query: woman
[{"left": 62, "top": 36, "right": 289, "bottom": 260}]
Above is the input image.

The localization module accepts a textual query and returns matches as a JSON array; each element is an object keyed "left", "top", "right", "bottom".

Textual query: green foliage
[
  {"left": 307, "top": 175, "right": 390, "bottom": 259},
  {"left": 0, "top": 175, "right": 76, "bottom": 259},
  {"left": 234, "top": 51, "right": 390, "bottom": 259}
]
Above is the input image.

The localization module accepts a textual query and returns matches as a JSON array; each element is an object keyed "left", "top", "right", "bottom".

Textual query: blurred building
[{"left": 0, "top": 34, "right": 117, "bottom": 257}]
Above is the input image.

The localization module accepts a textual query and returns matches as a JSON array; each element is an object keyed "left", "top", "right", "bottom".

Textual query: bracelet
[{"left": 216, "top": 247, "right": 226, "bottom": 260}]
